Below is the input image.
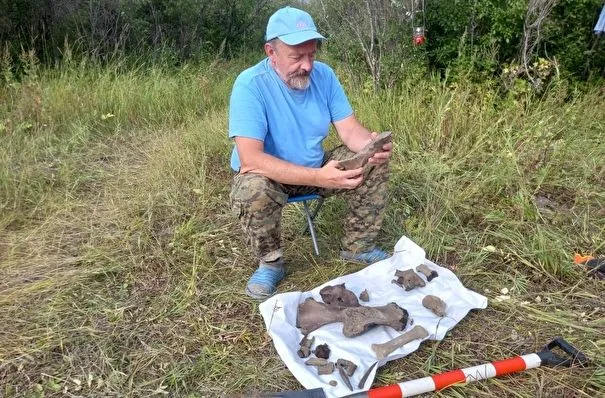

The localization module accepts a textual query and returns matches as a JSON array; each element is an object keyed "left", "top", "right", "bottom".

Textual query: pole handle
[{"left": 537, "top": 337, "right": 590, "bottom": 367}]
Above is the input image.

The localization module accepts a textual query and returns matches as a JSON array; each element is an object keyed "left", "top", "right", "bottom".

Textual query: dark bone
[
  {"left": 320, "top": 284, "right": 360, "bottom": 308},
  {"left": 392, "top": 269, "right": 426, "bottom": 291},
  {"left": 337, "top": 131, "right": 392, "bottom": 170},
  {"left": 297, "top": 335, "right": 315, "bottom": 358},
  {"left": 416, "top": 263, "right": 439, "bottom": 281},
  {"left": 359, "top": 289, "right": 370, "bottom": 302},
  {"left": 358, "top": 362, "right": 378, "bottom": 389},
  {"left": 297, "top": 298, "right": 408, "bottom": 337},
  {"left": 371, "top": 325, "right": 429, "bottom": 360},
  {"left": 422, "top": 295, "right": 447, "bottom": 317},
  {"left": 314, "top": 343, "right": 331, "bottom": 359}
]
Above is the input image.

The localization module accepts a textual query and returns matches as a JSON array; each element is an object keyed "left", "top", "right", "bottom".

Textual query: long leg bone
[
  {"left": 371, "top": 325, "right": 429, "bottom": 360},
  {"left": 416, "top": 263, "right": 439, "bottom": 281},
  {"left": 296, "top": 298, "right": 408, "bottom": 337}
]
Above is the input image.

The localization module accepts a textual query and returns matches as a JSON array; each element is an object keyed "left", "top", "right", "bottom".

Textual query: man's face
[{"left": 265, "top": 39, "right": 317, "bottom": 90}]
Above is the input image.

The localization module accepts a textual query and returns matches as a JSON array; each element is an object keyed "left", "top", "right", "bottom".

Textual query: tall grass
[{"left": 1, "top": 54, "right": 603, "bottom": 396}]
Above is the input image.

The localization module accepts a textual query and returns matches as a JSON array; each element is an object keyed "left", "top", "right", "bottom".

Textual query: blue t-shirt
[{"left": 228, "top": 58, "right": 353, "bottom": 171}]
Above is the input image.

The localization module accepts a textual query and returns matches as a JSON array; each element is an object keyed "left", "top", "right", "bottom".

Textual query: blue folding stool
[{"left": 286, "top": 194, "right": 325, "bottom": 255}]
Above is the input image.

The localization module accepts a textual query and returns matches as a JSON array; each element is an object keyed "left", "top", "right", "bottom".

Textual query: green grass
[{"left": 1, "top": 55, "right": 604, "bottom": 397}]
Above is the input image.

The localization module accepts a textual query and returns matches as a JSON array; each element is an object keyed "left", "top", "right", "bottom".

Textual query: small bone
[
  {"left": 393, "top": 269, "right": 426, "bottom": 290},
  {"left": 305, "top": 357, "right": 328, "bottom": 366},
  {"left": 422, "top": 295, "right": 447, "bottom": 317},
  {"left": 338, "top": 131, "right": 392, "bottom": 170},
  {"left": 337, "top": 366, "right": 354, "bottom": 391},
  {"left": 297, "top": 298, "right": 408, "bottom": 337},
  {"left": 359, "top": 289, "right": 370, "bottom": 302},
  {"left": 371, "top": 325, "right": 429, "bottom": 360},
  {"left": 320, "top": 284, "right": 360, "bottom": 308},
  {"left": 358, "top": 362, "right": 378, "bottom": 389},
  {"left": 314, "top": 343, "right": 331, "bottom": 359},
  {"left": 297, "top": 335, "right": 315, "bottom": 358},
  {"left": 416, "top": 263, "right": 439, "bottom": 281},
  {"left": 335, "top": 359, "right": 357, "bottom": 377},
  {"left": 305, "top": 358, "right": 334, "bottom": 375},
  {"left": 329, "top": 380, "right": 337, "bottom": 387}
]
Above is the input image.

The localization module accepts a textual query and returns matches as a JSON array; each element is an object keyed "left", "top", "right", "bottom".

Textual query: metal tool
[{"left": 261, "top": 337, "right": 589, "bottom": 398}]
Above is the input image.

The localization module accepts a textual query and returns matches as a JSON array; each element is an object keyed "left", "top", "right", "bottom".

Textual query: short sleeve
[
  {"left": 228, "top": 77, "right": 267, "bottom": 141},
  {"left": 326, "top": 67, "right": 353, "bottom": 122}
]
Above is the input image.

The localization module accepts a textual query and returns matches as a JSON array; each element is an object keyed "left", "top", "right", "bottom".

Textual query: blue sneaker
[
  {"left": 245, "top": 259, "right": 286, "bottom": 300},
  {"left": 340, "top": 247, "right": 390, "bottom": 265}
]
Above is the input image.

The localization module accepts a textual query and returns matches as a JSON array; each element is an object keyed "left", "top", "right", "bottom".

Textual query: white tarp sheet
[{"left": 259, "top": 235, "right": 488, "bottom": 398}]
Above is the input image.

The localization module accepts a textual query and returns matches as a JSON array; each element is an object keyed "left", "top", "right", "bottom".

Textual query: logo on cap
[{"left": 296, "top": 21, "right": 308, "bottom": 29}]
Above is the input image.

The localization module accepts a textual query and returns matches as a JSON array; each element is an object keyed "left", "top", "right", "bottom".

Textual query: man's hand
[
  {"left": 367, "top": 131, "right": 393, "bottom": 165},
  {"left": 315, "top": 160, "right": 364, "bottom": 189}
]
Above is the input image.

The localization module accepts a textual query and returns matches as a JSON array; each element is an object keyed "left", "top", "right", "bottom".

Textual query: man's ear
[{"left": 264, "top": 42, "right": 276, "bottom": 58}]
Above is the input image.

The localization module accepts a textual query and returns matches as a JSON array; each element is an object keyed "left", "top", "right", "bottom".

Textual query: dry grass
[{"left": 0, "top": 57, "right": 604, "bottom": 397}]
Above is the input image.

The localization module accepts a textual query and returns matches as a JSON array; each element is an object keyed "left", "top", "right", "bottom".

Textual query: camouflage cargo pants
[{"left": 229, "top": 145, "right": 389, "bottom": 262}]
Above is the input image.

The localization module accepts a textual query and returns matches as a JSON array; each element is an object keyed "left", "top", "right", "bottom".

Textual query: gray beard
[{"left": 288, "top": 75, "right": 311, "bottom": 90}]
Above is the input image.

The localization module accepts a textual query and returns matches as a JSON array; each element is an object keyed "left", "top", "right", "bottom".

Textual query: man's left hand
[{"left": 367, "top": 132, "right": 393, "bottom": 165}]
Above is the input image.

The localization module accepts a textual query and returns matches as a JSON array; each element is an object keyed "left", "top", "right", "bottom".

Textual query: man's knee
[{"left": 230, "top": 173, "right": 287, "bottom": 216}]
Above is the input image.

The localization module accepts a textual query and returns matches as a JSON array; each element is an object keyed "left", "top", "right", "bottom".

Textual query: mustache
[{"left": 290, "top": 70, "right": 310, "bottom": 78}]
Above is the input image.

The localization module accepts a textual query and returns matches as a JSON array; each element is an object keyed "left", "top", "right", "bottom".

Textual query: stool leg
[
  {"left": 302, "top": 198, "right": 325, "bottom": 235},
  {"left": 303, "top": 201, "right": 320, "bottom": 256}
]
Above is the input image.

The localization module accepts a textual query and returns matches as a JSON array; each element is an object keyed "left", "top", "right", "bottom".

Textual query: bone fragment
[
  {"left": 297, "top": 298, "right": 408, "bottom": 337},
  {"left": 371, "top": 325, "right": 429, "bottom": 360},
  {"left": 314, "top": 343, "right": 331, "bottom": 359},
  {"left": 416, "top": 263, "right": 439, "bottom": 281},
  {"left": 392, "top": 269, "right": 426, "bottom": 291},
  {"left": 358, "top": 362, "right": 378, "bottom": 389},
  {"left": 305, "top": 357, "right": 328, "bottom": 366},
  {"left": 338, "top": 131, "right": 392, "bottom": 170},
  {"left": 335, "top": 359, "right": 357, "bottom": 377},
  {"left": 359, "top": 289, "right": 370, "bottom": 302},
  {"left": 305, "top": 358, "right": 334, "bottom": 375},
  {"left": 329, "top": 380, "right": 337, "bottom": 387},
  {"left": 320, "top": 284, "right": 360, "bottom": 308},
  {"left": 422, "top": 295, "right": 447, "bottom": 317},
  {"left": 297, "top": 335, "right": 315, "bottom": 358}
]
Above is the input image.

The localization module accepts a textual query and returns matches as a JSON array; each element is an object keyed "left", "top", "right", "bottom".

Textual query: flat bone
[
  {"left": 416, "top": 263, "right": 439, "bottom": 281},
  {"left": 320, "top": 284, "right": 360, "bottom": 308},
  {"left": 338, "top": 131, "right": 392, "bottom": 170},
  {"left": 305, "top": 358, "right": 334, "bottom": 375},
  {"left": 422, "top": 295, "right": 447, "bottom": 317},
  {"left": 371, "top": 325, "right": 429, "bottom": 360},
  {"left": 393, "top": 269, "right": 426, "bottom": 290},
  {"left": 297, "top": 298, "right": 408, "bottom": 337}
]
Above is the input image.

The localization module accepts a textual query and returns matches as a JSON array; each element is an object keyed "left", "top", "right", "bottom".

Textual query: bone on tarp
[
  {"left": 392, "top": 269, "right": 426, "bottom": 291},
  {"left": 319, "top": 284, "right": 360, "bottom": 308},
  {"left": 337, "top": 131, "right": 392, "bottom": 170},
  {"left": 335, "top": 359, "right": 357, "bottom": 391},
  {"left": 359, "top": 289, "right": 370, "bottom": 302},
  {"left": 297, "top": 335, "right": 315, "bottom": 358},
  {"left": 305, "top": 358, "right": 334, "bottom": 375},
  {"left": 416, "top": 263, "right": 439, "bottom": 281},
  {"left": 422, "top": 295, "right": 447, "bottom": 317},
  {"left": 314, "top": 343, "right": 331, "bottom": 359},
  {"left": 371, "top": 325, "right": 429, "bottom": 360},
  {"left": 296, "top": 298, "right": 408, "bottom": 337}
]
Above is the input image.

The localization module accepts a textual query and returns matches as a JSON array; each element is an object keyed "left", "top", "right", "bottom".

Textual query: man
[{"left": 228, "top": 6, "right": 392, "bottom": 299}]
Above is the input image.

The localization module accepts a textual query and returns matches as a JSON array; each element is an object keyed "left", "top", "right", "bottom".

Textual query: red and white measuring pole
[{"left": 342, "top": 338, "right": 588, "bottom": 398}]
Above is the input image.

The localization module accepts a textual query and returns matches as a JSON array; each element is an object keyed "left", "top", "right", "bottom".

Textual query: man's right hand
[{"left": 315, "top": 160, "right": 364, "bottom": 189}]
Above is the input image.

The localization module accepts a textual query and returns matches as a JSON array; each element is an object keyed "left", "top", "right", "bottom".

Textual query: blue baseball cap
[{"left": 265, "top": 6, "right": 326, "bottom": 45}]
